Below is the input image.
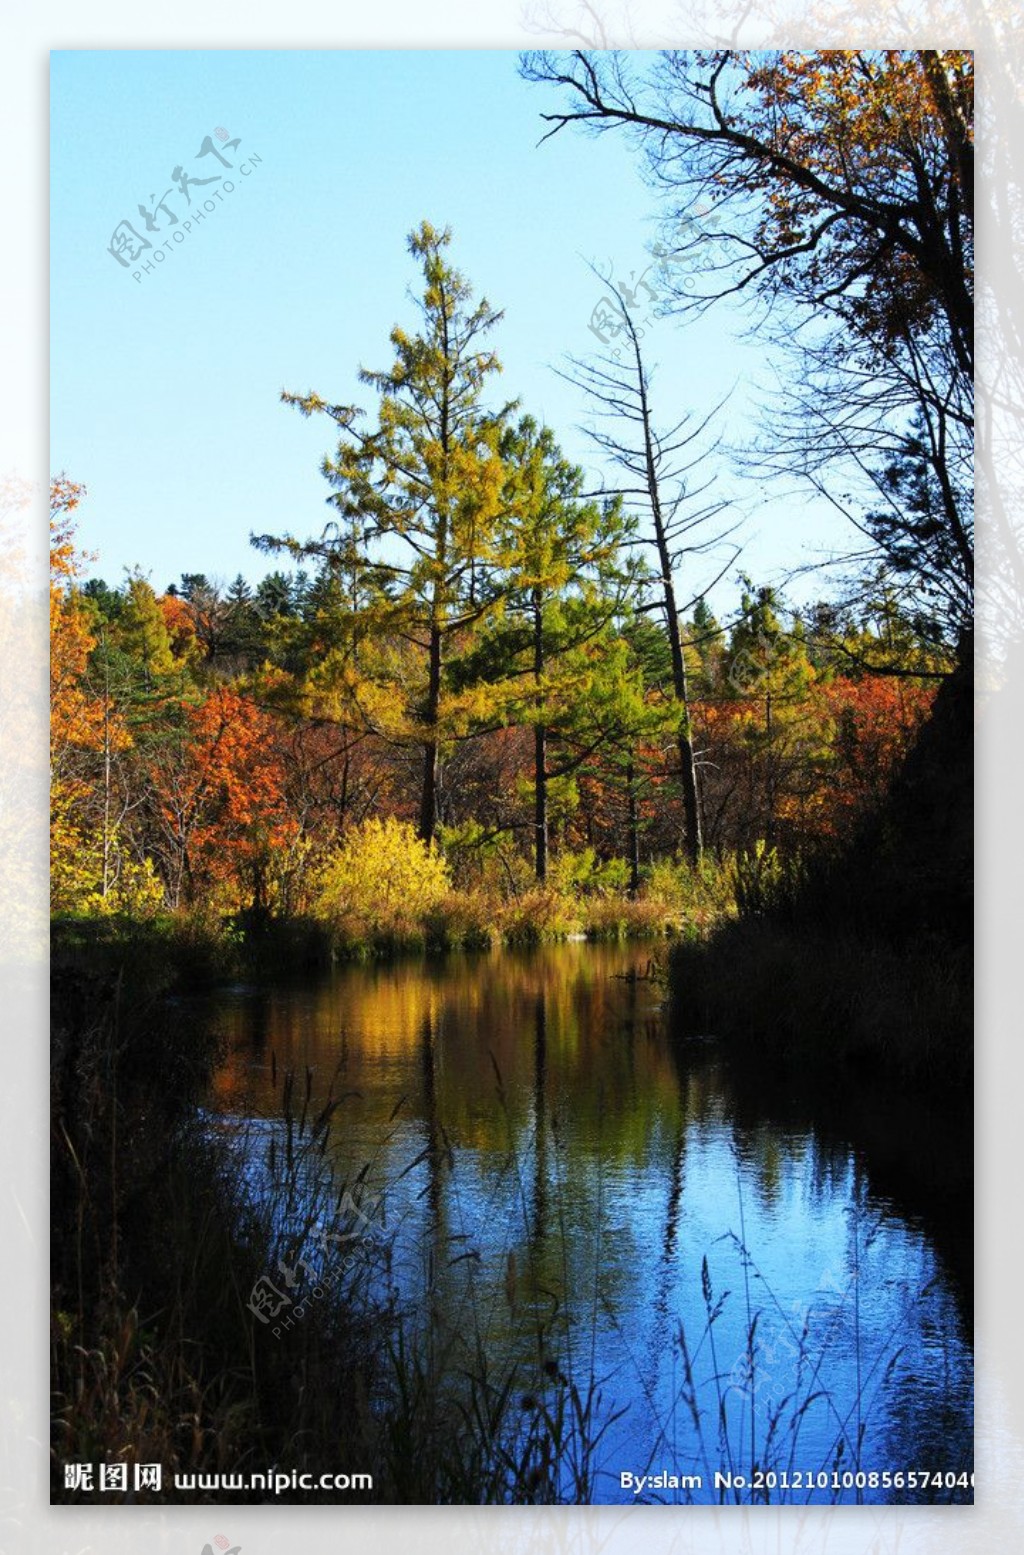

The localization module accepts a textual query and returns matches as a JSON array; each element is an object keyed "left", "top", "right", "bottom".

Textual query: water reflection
[{"left": 204, "top": 942, "right": 972, "bottom": 1504}]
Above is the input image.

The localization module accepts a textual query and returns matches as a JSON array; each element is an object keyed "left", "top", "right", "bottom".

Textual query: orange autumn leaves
[
  {"left": 50, "top": 479, "right": 121, "bottom": 912},
  {"left": 152, "top": 687, "right": 297, "bottom": 910},
  {"left": 50, "top": 481, "right": 295, "bottom": 915},
  {"left": 51, "top": 473, "right": 944, "bottom": 917},
  {"left": 736, "top": 50, "right": 973, "bottom": 351},
  {"left": 699, "top": 673, "right": 935, "bottom": 847}
]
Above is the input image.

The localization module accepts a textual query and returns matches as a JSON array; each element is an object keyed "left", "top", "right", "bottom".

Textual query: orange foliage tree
[
  {"left": 793, "top": 674, "right": 937, "bottom": 839},
  {"left": 699, "top": 670, "right": 937, "bottom": 852},
  {"left": 145, "top": 686, "right": 297, "bottom": 912},
  {"left": 50, "top": 480, "right": 164, "bottom": 913},
  {"left": 50, "top": 479, "right": 103, "bottom": 911}
]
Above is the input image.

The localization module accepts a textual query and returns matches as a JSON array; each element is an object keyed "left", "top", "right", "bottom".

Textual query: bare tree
[
  {"left": 560, "top": 286, "right": 740, "bottom": 864},
  {"left": 523, "top": 49, "right": 975, "bottom": 660}
]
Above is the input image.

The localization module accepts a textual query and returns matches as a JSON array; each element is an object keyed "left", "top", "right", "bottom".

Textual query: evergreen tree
[
  {"left": 492, "top": 416, "right": 642, "bottom": 880},
  {"left": 115, "top": 571, "right": 175, "bottom": 681},
  {"left": 256, "top": 221, "right": 518, "bottom": 843},
  {"left": 255, "top": 571, "right": 296, "bottom": 620}
]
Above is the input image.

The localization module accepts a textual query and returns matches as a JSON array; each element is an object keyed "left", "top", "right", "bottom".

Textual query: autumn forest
[{"left": 51, "top": 458, "right": 947, "bottom": 936}]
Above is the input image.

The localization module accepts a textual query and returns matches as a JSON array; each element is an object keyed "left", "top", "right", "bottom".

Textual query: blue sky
[{"left": 51, "top": 49, "right": 850, "bottom": 610}]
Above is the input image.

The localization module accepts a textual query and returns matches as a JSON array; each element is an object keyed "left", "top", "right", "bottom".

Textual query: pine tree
[
  {"left": 491, "top": 416, "right": 642, "bottom": 880},
  {"left": 115, "top": 571, "right": 175, "bottom": 680}
]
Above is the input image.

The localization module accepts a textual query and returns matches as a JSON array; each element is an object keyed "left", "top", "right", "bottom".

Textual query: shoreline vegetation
[
  {"left": 51, "top": 846, "right": 734, "bottom": 989},
  {"left": 670, "top": 647, "right": 972, "bottom": 1095}
]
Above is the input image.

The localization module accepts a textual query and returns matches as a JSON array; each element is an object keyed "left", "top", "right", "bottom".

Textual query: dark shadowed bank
[
  {"left": 670, "top": 644, "right": 972, "bottom": 1088},
  {"left": 668, "top": 648, "right": 973, "bottom": 1307}
]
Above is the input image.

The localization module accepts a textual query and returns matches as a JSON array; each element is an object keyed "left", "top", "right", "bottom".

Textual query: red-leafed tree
[{"left": 145, "top": 687, "right": 296, "bottom": 911}]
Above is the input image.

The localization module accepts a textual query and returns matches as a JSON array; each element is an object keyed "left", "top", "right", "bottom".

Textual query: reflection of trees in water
[
  {"left": 532, "top": 993, "right": 547, "bottom": 1246},
  {"left": 419, "top": 1010, "right": 443, "bottom": 1237},
  {"left": 685, "top": 1043, "right": 973, "bottom": 1333},
  {"left": 207, "top": 953, "right": 969, "bottom": 1310},
  {"left": 200, "top": 942, "right": 971, "bottom": 1488}
]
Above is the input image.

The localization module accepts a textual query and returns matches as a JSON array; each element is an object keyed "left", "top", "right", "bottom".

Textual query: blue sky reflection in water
[{"left": 203, "top": 941, "right": 972, "bottom": 1505}]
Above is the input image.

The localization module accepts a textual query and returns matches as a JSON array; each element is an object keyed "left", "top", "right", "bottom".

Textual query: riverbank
[
  {"left": 669, "top": 917, "right": 970, "bottom": 1090},
  {"left": 50, "top": 856, "right": 733, "bottom": 992}
]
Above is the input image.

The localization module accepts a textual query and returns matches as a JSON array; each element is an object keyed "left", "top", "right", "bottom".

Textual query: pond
[{"left": 202, "top": 940, "right": 973, "bottom": 1505}]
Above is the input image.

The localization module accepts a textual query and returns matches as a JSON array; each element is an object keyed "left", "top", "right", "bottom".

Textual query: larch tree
[
  {"left": 488, "top": 415, "right": 643, "bottom": 880},
  {"left": 115, "top": 571, "right": 176, "bottom": 680},
  {"left": 256, "top": 221, "right": 517, "bottom": 845}
]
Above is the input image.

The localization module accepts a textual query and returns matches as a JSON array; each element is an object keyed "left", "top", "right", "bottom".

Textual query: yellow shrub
[{"left": 314, "top": 817, "right": 451, "bottom": 939}]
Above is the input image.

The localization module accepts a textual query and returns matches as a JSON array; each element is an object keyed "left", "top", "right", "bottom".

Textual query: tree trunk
[
  {"left": 627, "top": 762, "right": 641, "bottom": 895},
  {"left": 418, "top": 620, "right": 442, "bottom": 845},
  {"left": 629, "top": 323, "right": 703, "bottom": 866},
  {"left": 535, "top": 725, "right": 548, "bottom": 882},
  {"left": 533, "top": 591, "right": 548, "bottom": 881},
  {"left": 658, "top": 535, "right": 702, "bottom": 869}
]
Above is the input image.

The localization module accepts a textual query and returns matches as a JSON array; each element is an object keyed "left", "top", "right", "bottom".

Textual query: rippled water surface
[{"left": 203, "top": 941, "right": 972, "bottom": 1504}]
